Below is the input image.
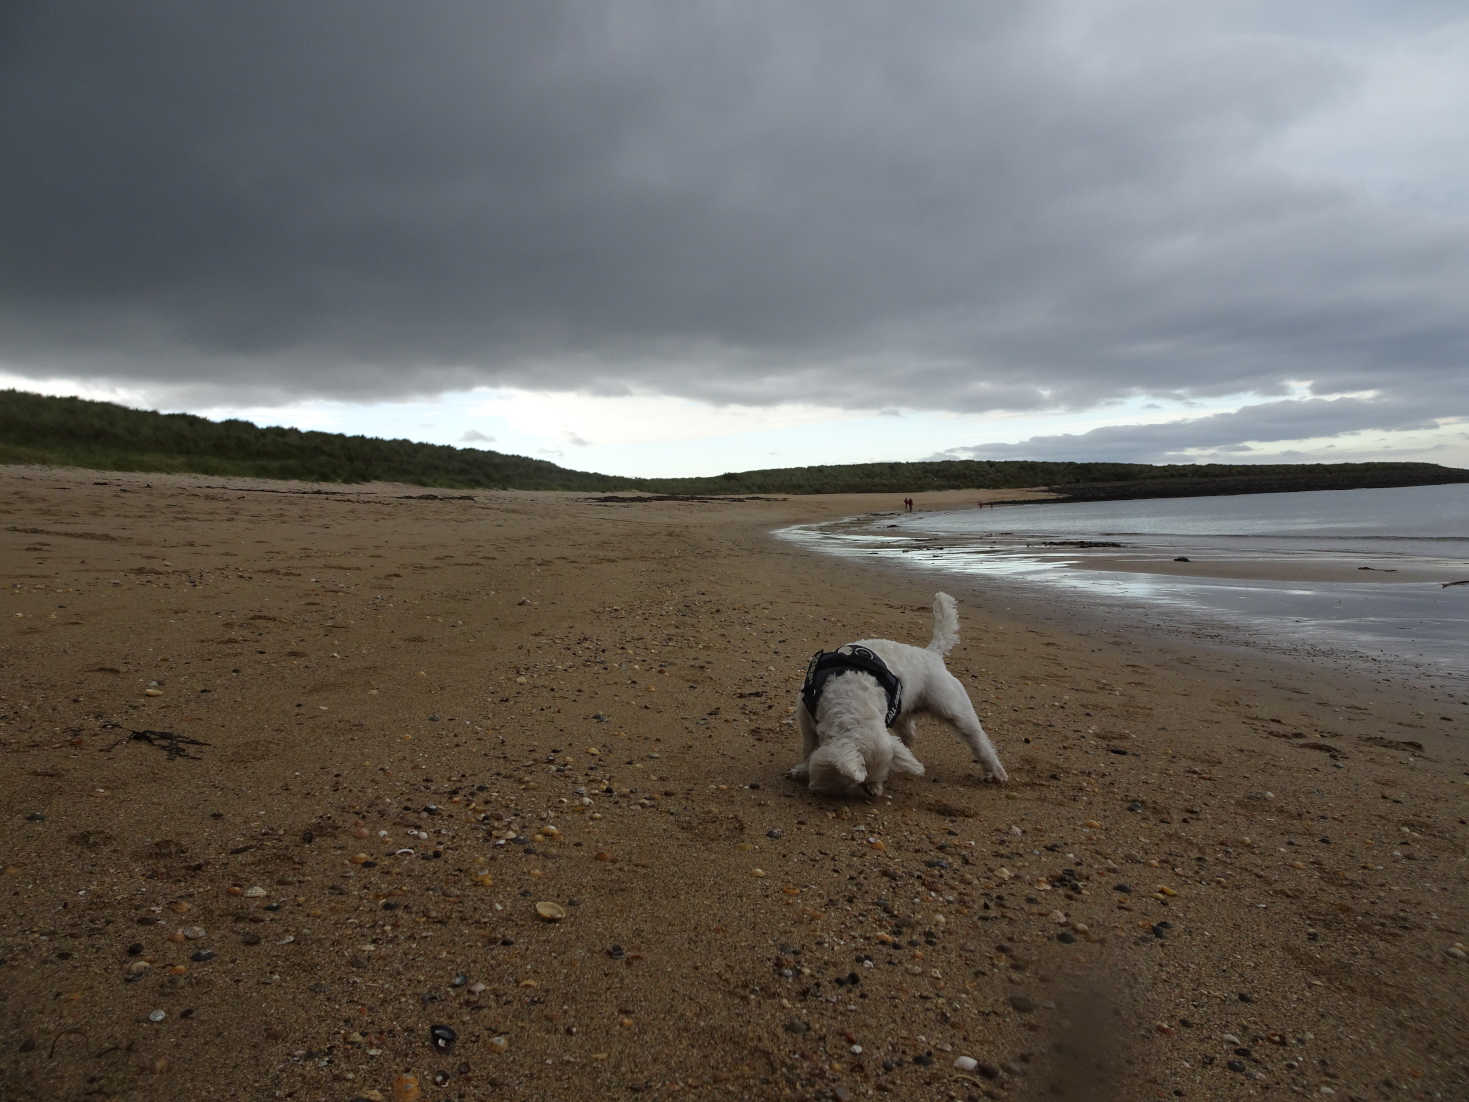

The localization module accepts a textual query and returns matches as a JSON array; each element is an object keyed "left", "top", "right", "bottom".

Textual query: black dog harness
[{"left": 801, "top": 645, "right": 903, "bottom": 727}]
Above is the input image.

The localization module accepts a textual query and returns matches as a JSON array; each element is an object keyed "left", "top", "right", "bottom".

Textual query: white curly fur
[{"left": 789, "top": 592, "right": 1008, "bottom": 797}]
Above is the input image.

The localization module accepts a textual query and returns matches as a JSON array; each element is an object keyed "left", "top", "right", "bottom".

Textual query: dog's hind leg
[
  {"left": 788, "top": 703, "right": 819, "bottom": 781},
  {"left": 929, "top": 672, "right": 1009, "bottom": 782}
]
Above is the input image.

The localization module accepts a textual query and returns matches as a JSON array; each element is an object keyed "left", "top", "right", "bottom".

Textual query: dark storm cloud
[
  {"left": 2, "top": 1, "right": 1466, "bottom": 430},
  {"left": 935, "top": 395, "right": 1449, "bottom": 464}
]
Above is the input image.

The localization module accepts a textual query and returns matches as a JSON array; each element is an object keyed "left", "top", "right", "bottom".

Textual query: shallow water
[{"left": 777, "top": 484, "right": 1469, "bottom": 684}]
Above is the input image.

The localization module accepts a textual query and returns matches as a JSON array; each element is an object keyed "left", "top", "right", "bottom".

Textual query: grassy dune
[{"left": 3, "top": 388, "right": 1465, "bottom": 499}]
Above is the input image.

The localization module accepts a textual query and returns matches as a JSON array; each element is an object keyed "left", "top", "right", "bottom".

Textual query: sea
[{"left": 776, "top": 483, "right": 1469, "bottom": 686}]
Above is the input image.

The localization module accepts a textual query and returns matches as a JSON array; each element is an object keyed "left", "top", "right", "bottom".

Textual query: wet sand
[{"left": 2, "top": 466, "right": 1466, "bottom": 1101}]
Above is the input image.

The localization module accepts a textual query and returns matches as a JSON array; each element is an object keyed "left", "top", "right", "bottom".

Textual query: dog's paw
[
  {"left": 787, "top": 762, "right": 810, "bottom": 782},
  {"left": 978, "top": 761, "right": 1009, "bottom": 783}
]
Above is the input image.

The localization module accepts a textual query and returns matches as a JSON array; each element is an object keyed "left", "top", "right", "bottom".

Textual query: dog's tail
[{"left": 927, "top": 592, "right": 960, "bottom": 655}]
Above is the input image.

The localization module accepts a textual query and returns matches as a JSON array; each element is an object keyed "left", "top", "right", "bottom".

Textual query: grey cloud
[
  {"left": 1, "top": 1, "right": 1466, "bottom": 437},
  {"left": 936, "top": 395, "right": 1450, "bottom": 464},
  {"left": 461, "top": 429, "right": 493, "bottom": 444}
]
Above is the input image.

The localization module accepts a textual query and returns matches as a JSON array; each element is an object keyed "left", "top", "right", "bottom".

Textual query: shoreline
[
  {"left": 2, "top": 466, "right": 1466, "bottom": 1100},
  {"left": 779, "top": 505, "right": 1469, "bottom": 696}
]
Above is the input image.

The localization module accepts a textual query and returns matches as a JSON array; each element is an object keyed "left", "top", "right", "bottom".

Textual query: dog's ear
[
  {"left": 830, "top": 743, "right": 868, "bottom": 784},
  {"left": 891, "top": 741, "right": 925, "bottom": 776}
]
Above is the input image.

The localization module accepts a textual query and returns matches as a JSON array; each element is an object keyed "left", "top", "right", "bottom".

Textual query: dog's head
[{"left": 807, "top": 732, "right": 924, "bottom": 798}]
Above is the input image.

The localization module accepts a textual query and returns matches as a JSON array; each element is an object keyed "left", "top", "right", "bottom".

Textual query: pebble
[
  {"left": 1007, "top": 994, "right": 1035, "bottom": 1014},
  {"left": 954, "top": 1055, "right": 978, "bottom": 1072},
  {"left": 244, "top": 885, "right": 267, "bottom": 897},
  {"left": 148, "top": 1009, "right": 166, "bottom": 1022},
  {"left": 488, "top": 1034, "right": 509, "bottom": 1053},
  {"left": 429, "top": 1024, "right": 457, "bottom": 1053},
  {"left": 391, "top": 1073, "right": 421, "bottom": 1102}
]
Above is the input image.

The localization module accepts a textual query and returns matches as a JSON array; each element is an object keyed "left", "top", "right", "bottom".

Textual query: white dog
[{"left": 788, "top": 592, "right": 1008, "bottom": 797}]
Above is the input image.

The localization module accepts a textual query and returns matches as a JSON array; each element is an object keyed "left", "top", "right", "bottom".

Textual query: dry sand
[{"left": 1, "top": 466, "right": 1465, "bottom": 1102}]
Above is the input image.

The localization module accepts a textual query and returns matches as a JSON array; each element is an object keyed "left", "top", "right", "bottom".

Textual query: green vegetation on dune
[
  {"left": 3, "top": 388, "right": 1466, "bottom": 499},
  {"left": 0, "top": 389, "right": 630, "bottom": 491}
]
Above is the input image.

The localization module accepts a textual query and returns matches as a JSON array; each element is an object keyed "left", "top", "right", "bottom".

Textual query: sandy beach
[{"left": 2, "top": 466, "right": 1465, "bottom": 1101}]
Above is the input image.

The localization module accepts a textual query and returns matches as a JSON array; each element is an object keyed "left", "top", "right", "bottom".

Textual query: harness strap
[{"left": 801, "top": 644, "right": 903, "bottom": 727}]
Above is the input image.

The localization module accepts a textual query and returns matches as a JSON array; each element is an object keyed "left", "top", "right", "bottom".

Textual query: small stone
[
  {"left": 488, "top": 1034, "right": 509, "bottom": 1053},
  {"left": 429, "top": 1024, "right": 457, "bottom": 1053},
  {"left": 1007, "top": 993, "right": 1035, "bottom": 1014},
  {"left": 391, "top": 1073, "right": 421, "bottom": 1102},
  {"left": 954, "top": 1055, "right": 978, "bottom": 1072},
  {"left": 244, "top": 885, "right": 267, "bottom": 897},
  {"left": 784, "top": 1018, "right": 810, "bottom": 1034},
  {"left": 148, "top": 1009, "right": 166, "bottom": 1022}
]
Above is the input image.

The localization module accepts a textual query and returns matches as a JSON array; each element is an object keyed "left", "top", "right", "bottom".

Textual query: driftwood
[{"left": 1443, "top": 579, "right": 1469, "bottom": 588}]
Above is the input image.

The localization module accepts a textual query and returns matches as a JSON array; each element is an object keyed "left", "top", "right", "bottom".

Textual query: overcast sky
[{"left": 3, "top": 1, "right": 1466, "bottom": 476}]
